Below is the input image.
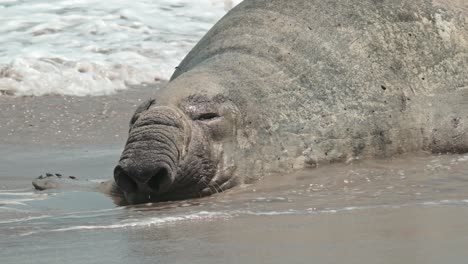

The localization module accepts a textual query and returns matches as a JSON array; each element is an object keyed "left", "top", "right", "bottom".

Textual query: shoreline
[
  {"left": 0, "top": 83, "right": 166, "bottom": 190},
  {"left": 0, "top": 82, "right": 165, "bottom": 147}
]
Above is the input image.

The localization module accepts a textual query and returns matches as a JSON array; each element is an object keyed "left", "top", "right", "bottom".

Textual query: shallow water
[
  {"left": 2, "top": 1, "right": 468, "bottom": 263},
  {"left": 0, "top": 0, "right": 241, "bottom": 96},
  {"left": 1, "top": 147, "right": 468, "bottom": 263}
]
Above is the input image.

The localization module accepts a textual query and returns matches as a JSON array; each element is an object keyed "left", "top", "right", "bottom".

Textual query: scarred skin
[{"left": 33, "top": 0, "right": 468, "bottom": 205}]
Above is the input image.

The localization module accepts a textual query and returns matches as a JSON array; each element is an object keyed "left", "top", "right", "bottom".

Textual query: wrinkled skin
[
  {"left": 113, "top": 87, "right": 242, "bottom": 204},
  {"left": 33, "top": 0, "right": 468, "bottom": 205}
]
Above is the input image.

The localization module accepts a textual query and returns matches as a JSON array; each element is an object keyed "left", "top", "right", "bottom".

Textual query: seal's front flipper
[
  {"left": 32, "top": 173, "right": 128, "bottom": 206},
  {"left": 33, "top": 173, "right": 108, "bottom": 192},
  {"left": 32, "top": 173, "right": 126, "bottom": 206}
]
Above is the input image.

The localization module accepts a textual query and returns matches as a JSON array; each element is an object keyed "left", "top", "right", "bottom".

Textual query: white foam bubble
[
  {"left": 13, "top": 197, "right": 468, "bottom": 237},
  {"left": 49, "top": 211, "right": 230, "bottom": 232},
  {"left": 0, "top": 215, "right": 49, "bottom": 224},
  {"left": 0, "top": 192, "right": 38, "bottom": 196},
  {"left": 56, "top": 207, "right": 124, "bottom": 220},
  {"left": 0, "top": 0, "right": 243, "bottom": 96},
  {"left": 0, "top": 206, "right": 30, "bottom": 212},
  {"left": 0, "top": 188, "right": 33, "bottom": 193},
  {"left": 233, "top": 199, "right": 468, "bottom": 217},
  {"left": 0, "top": 198, "right": 42, "bottom": 205},
  {"left": 0, "top": 191, "right": 49, "bottom": 205}
]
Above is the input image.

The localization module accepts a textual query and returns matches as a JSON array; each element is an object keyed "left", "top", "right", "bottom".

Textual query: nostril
[
  {"left": 114, "top": 165, "right": 137, "bottom": 193},
  {"left": 147, "top": 168, "right": 169, "bottom": 192}
]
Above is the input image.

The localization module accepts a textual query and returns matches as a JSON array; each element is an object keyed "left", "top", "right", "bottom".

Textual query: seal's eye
[
  {"left": 130, "top": 99, "right": 155, "bottom": 127},
  {"left": 130, "top": 114, "right": 140, "bottom": 126},
  {"left": 196, "top": 113, "right": 220, "bottom": 121}
]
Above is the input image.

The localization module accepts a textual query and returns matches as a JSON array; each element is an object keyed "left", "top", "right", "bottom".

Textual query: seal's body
[
  {"left": 172, "top": 0, "right": 468, "bottom": 169},
  {"left": 34, "top": 0, "right": 468, "bottom": 205}
]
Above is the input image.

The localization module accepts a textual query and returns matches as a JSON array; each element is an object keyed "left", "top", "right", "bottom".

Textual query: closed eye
[
  {"left": 196, "top": 113, "right": 220, "bottom": 121},
  {"left": 130, "top": 99, "right": 155, "bottom": 126},
  {"left": 130, "top": 114, "right": 139, "bottom": 125}
]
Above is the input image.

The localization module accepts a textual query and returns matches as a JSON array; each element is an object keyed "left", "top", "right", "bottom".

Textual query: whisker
[
  {"left": 200, "top": 179, "right": 214, "bottom": 195},
  {"left": 211, "top": 181, "right": 224, "bottom": 193},
  {"left": 209, "top": 183, "right": 220, "bottom": 194}
]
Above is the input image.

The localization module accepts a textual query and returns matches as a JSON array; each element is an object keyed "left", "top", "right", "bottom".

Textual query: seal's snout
[
  {"left": 147, "top": 167, "right": 171, "bottom": 192},
  {"left": 114, "top": 163, "right": 175, "bottom": 197},
  {"left": 115, "top": 105, "right": 190, "bottom": 204},
  {"left": 114, "top": 165, "right": 137, "bottom": 194}
]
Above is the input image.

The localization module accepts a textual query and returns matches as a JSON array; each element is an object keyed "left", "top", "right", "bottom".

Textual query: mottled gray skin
[{"left": 34, "top": 0, "right": 468, "bottom": 205}]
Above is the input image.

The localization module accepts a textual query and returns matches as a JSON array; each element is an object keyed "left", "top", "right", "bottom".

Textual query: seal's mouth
[
  {"left": 114, "top": 164, "right": 176, "bottom": 204},
  {"left": 114, "top": 165, "right": 137, "bottom": 194},
  {"left": 114, "top": 166, "right": 171, "bottom": 193},
  {"left": 147, "top": 167, "right": 170, "bottom": 192}
]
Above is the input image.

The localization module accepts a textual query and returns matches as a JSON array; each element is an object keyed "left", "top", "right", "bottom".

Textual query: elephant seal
[{"left": 34, "top": 0, "right": 468, "bottom": 205}]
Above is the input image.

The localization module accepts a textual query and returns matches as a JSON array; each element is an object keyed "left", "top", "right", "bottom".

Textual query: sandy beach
[
  {"left": 0, "top": 82, "right": 165, "bottom": 147},
  {"left": 2, "top": 86, "right": 468, "bottom": 264},
  {"left": 0, "top": 83, "right": 164, "bottom": 191},
  {"left": 1, "top": 1, "right": 468, "bottom": 263}
]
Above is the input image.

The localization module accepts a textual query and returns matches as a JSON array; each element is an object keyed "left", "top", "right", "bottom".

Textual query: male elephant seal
[{"left": 34, "top": 0, "right": 468, "bottom": 205}]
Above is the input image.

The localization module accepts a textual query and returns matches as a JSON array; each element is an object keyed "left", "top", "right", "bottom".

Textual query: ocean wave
[
  {"left": 0, "top": 191, "right": 49, "bottom": 206},
  {"left": 0, "top": 191, "right": 38, "bottom": 196},
  {"left": 0, "top": 57, "right": 157, "bottom": 96},
  {"left": 0, "top": 0, "right": 243, "bottom": 96},
  {"left": 16, "top": 211, "right": 230, "bottom": 236},
  {"left": 0, "top": 215, "right": 50, "bottom": 224},
  {"left": 14, "top": 198, "right": 468, "bottom": 237}
]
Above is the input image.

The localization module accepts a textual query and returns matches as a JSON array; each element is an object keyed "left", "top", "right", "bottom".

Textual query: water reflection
[{"left": 1, "top": 153, "right": 468, "bottom": 263}]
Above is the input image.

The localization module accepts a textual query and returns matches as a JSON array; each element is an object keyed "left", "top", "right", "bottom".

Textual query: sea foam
[{"left": 0, "top": 0, "right": 243, "bottom": 96}]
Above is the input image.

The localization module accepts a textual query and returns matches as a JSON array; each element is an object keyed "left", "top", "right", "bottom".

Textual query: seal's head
[{"left": 114, "top": 74, "right": 241, "bottom": 204}]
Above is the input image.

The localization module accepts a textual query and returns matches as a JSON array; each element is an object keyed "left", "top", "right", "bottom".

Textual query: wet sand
[
  {"left": 0, "top": 82, "right": 164, "bottom": 147},
  {"left": 0, "top": 83, "right": 164, "bottom": 191},
  {"left": 1, "top": 152, "right": 468, "bottom": 264},
  {"left": 1, "top": 85, "right": 468, "bottom": 263}
]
